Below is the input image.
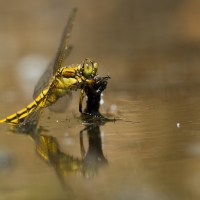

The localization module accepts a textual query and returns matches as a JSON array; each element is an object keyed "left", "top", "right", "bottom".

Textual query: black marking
[
  {"left": 16, "top": 113, "right": 20, "bottom": 123},
  {"left": 34, "top": 99, "right": 38, "bottom": 105},
  {"left": 19, "top": 110, "right": 28, "bottom": 116},
  {"left": 26, "top": 107, "right": 30, "bottom": 114},
  {"left": 28, "top": 102, "right": 37, "bottom": 110},
  {"left": 26, "top": 106, "right": 32, "bottom": 112},
  {"left": 7, "top": 115, "right": 17, "bottom": 123},
  {"left": 19, "top": 117, "right": 25, "bottom": 123}
]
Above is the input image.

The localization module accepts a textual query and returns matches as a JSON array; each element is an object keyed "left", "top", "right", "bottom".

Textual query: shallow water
[
  {"left": 1, "top": 84, "right": 200, "bottom": 200},
  {"left": 1, "top": 1, "right": 200, "bottom": 199}
]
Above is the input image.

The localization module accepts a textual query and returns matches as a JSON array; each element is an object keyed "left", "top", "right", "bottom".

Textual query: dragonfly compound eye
[{"left": 82, "top": 58, "right": 98, "bottom": 78}]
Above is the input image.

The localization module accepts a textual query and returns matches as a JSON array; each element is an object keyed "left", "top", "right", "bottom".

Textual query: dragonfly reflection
[
  {"left": 33, "top": 124, "right": 108, "bottom": 182},
  {"left": 7, "top": 116, "right": 108, "bottom": 186}
]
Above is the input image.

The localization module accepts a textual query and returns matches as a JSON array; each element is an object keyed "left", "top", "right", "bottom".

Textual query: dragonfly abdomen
[
  {"left": 0, "top": 89, "right": 48, "bottom": 125},
  {"left": 0, "top": 101, "right": 37, "bottom": 124}
]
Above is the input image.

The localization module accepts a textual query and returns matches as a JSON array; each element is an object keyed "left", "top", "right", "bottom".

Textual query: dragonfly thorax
[{"left": 82, "top": 58, "right": 98, "bottom": 79}]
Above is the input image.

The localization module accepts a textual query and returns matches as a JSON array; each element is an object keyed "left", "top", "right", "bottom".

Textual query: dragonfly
[{"left": 0, "top": 8, "right": 110, "bottom": 128}]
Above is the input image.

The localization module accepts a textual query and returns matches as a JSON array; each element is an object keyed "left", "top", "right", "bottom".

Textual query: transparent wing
[
  {"left": 33, "top": 46, "right": 73, "bottom": 99},
  {"left": 25, "top": 86, "right": 55, "bottom": 125},
  {"left": 33, "top": 8, "right": 77, "bottom": 112},
  {"left": 53, "top": 8, "right": 77, "bottom": 73},
  {"left": 48, "top": 92, "right": 72, "bottom": 113},
  {"left": 17, "top": 79, "right": 60, "bottom": 132},
  {"left": 33, "top": 8, "right": 77, "bottom": 97},
  {"left": 33, "top": 61, "right": 54, "bottom": 99},
  {"left": 11, "top": 9, "right": 77, "bottom": 132},
  {"left": 16, "top": 95, "right": 49, "bottom": 133}
]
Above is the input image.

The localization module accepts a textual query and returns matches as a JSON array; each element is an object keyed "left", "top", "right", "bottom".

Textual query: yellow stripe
[
  {"left": 6, "top": 113, "right": 17, "bottom": 119},
  {"left": 0, "top": 89, "right": 48, "bottom": 125},
  {"left": 19, "top": 113, "right": 28, "bottom": 120},
  {"left": 0, "top": 118, "right": 6, "bottom": 123},
  {"left": 0, "top": 101, "right": 37, "bottom": 125},
  {"left": 5, "top": 113, "right": 20, "bottom": 124},
  {"left": 0, "top": 117, "right": 19, "bottom": 124},
  {"left": 27, "top": 101, "right": 37, "bottom": 110},
  {"left": 35, "top": 95, "right": 42, "bottom": 102},
  {"left": 17, "top": 108, "right": 28, "bottom": 114},
  {"left": 8, "top": 118, "right": 19, "bottom": 124}
]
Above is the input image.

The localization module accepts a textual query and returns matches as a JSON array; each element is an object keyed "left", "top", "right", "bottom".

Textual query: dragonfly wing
[
  {"left": 53, "top": 8, "right": 77, "bottom": 73},
  {"left": 17, "top": 81, "right": 55, "bottom": 132},
  {"left": 33, "top": 61, "right": 54, "bottom": 99},
  {"left": 7, "top": 9, "right": 78, "bottom": 132},
  {"left": 33, "top": 46, "right": 73, "bottom": 99},
  {"left": 19, "top": 106, "right": 43, "bottom": 132},
  {"left": 48, "top": 91, "right": 72, "bottom": 113},
  {"left": 33, "top": 8, "right": 77, "bottom": 111}
]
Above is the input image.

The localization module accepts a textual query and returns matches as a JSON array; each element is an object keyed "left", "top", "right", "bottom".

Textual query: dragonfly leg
[{"left": 79, "top": 89, "right": 85, "bottom": 113}]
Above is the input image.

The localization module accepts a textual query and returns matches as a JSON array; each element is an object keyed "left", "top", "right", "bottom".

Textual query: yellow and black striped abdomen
[{"left": 0, "top": 89, "right": 48, "bottom": 125}]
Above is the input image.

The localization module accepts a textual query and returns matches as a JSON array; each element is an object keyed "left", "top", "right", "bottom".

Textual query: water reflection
[
  {"left": 5, "top": 81, "right": 111, "bottom": 187},
  {"left": 80, "top": 125, "right": 108, "bottom": 179},
  {"left": 8, "top": 117, "right": 109, "bottom": 188}
]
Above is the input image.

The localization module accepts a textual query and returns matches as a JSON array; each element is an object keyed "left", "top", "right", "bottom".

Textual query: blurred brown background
[
  {"left": 1, "top": 1, "right": 200, "bottom": 199},
  {"left": 0, "top": 0, "right": 200, "bottom": 95}
]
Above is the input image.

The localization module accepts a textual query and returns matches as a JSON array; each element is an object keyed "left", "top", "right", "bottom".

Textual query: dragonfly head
[{"left": 82, "top": 58, "right": 98, "bottom": 79}]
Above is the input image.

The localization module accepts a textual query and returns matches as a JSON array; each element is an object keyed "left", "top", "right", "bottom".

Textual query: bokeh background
[
  {"left": 1, "top": 0, "right": 200, "bottom": 199},
  {"left": 1, "top": 0, "right": 200, "bottom": 97}
]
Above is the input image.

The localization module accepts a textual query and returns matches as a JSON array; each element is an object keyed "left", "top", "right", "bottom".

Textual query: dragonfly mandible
[{"left": 0, "top": 8, "right": 110, "bottom": 127}]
